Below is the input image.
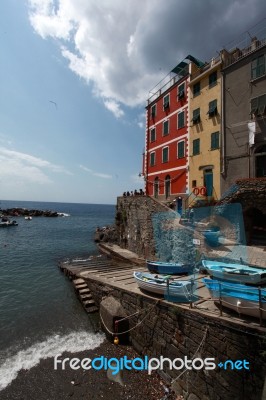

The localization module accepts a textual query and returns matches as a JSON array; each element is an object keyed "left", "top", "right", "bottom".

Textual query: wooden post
[
  {"left": 219, "top": 282, "right": 223, "bottom": 316},
  {"left": 259, "top": 287, "right": 263, "bottom": 327}
]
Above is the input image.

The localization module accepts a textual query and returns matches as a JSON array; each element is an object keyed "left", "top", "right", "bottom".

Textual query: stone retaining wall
[
  {"left": 86, "top": 278, "right": 266, "bottom": 400},
  {"left": 115, "top": 196, "right": 172, "bottom": 259}
]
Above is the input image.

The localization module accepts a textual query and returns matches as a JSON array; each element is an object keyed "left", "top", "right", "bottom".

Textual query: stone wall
[
  {"left": 86, "top": 278, "right": 266, "bottom": 400},
  {"left": 217, "top": 178, "right": 266, "bottom": 245},
  {"left": 115, "top": 196, "right": 172, "bottom": 259},
  {"left": 115, "top": 196, "right": 197, "bottom": 263},
  {"left": 218, "top": 178, "right": 266, "bottom": 212}
]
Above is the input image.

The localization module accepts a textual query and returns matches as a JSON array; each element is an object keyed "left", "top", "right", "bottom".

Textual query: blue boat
[
  {"left": 201, "top": 260, "right": 266, "bottom": 285},
  {"left": 203, "top": 278, "right": 266, "bottom": 319},
  {"left": 134, "top": 271, "right": 195, "bottom": 302},
  {"left": 146, "top": 260, "right": 192, "bottom": 275}
]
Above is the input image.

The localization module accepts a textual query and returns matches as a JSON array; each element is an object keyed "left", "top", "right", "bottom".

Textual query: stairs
[{"left": 73, "top": 278, "right": 98, "bottom": 313}]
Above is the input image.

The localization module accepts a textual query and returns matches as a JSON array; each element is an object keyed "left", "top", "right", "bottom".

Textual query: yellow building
[{"left": 188, "top": 58, "right": 222, "bottom": 202}]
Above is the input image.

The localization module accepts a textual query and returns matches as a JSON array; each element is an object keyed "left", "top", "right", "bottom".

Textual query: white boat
[
  {"left": 201, "top": 260, "right": 266, "bottom": 285},
  {"left": 203, "top": 278, "right": 266, "bottom": 319},
  {"left": 0, "top": 217, "right": 18, "bottom": 227},
  {"left": 25, "top": 216, "right": 32, "bottom": 220},
  {"left": 133, "top": 271, "right": 195, "bottom": 302}
]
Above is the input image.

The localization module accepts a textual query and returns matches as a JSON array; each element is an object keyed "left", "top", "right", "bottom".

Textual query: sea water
[{"left": 0, "top": 200, "right": 115, "bottom": 390}]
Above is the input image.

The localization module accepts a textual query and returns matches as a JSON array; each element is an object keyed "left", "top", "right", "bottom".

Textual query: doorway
[{"left": 204, "top": 169, "right": 213, "bottom": 197}]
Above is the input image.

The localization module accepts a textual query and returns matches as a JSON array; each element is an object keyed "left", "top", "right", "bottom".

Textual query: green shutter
[
  {"left": 211, "top": 132, "right": 219, "bottom": 150},
  {"left": 193, "top": 82, "right": 200, "bottom": 97},
  {"left": 162, "top": 147, "right": 169, "bottom": 163},
  {"left": 163, "top": 95, "right": 170, "bottom": 109},
  {"left": 178, "top": 141, "right": 185, "bottom": 158},
  {"left": 208, "top": 100, "right": 217, "bottom": 116},
  {"left": 251, "top": 55, "right": 265, "bottom": 79},
  {"left": 209, "top": 71, "right": 217, "bottom": 88},
  {"left": 178, "top": 112, "right": 185, "bottom": 128},
  {"left": 192, "top": 108, "right": 200, "bottom": 124},
  {"left": 193, "top": 139, "right": 200, "bottom": 155},
  {"left": 163, "top": 120, "right": 169, "bottom": 135},
  {"left": 150, "top": 152, "right": 155, "bottom": 166}
]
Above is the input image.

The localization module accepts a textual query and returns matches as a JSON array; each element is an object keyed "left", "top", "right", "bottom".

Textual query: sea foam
[{"left": 0, "top": 330, "right": 105, "bottom": 391}]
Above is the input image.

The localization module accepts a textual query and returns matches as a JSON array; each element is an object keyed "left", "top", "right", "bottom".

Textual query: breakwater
[{"left": 0, "top": 207, "right": 63, "bottom": 217}]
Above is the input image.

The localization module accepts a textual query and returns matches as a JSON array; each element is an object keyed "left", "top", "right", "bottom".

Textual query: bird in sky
[{"left": 49, "top": 100, "right": 57, "bottom": 109}]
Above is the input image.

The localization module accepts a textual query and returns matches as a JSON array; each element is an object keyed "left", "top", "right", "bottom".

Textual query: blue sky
[{"left": 0, "top": 0, "right": 265, "bottom": 204}]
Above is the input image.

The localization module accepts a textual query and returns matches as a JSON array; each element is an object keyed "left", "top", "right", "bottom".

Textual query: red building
[{"left": 143, "top": 55, "right": 204, "bottom": 203}]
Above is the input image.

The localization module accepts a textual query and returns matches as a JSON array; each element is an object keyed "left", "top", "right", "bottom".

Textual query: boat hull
[
  {"left": 203, "top": 278, "right": 266, "bottom": 319},
  {"left": 202, "top": 260, "right": 266, "bottom": 285},
  {"left": 147, "top": 260, "right": 192, "bottom": 275},
  {"left": 134, "top": 271, "right": 194, "bottom": 302}
]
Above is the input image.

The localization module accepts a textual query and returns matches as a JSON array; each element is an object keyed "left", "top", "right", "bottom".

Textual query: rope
[
  {"left": 171, "top": 327, "right": 208, "bottom": 385},
  {"left": 99, "top": 300, "right": 160, "bottom": 336}
]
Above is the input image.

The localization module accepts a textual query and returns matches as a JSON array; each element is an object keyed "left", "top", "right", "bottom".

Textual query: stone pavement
[{"left": 206, "top": 242, "right": 266, "bottom": 268}]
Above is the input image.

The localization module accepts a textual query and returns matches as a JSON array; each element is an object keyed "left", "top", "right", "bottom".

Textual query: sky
[{"left": 0, "top": 1, "right": 266, "bottom": 204}]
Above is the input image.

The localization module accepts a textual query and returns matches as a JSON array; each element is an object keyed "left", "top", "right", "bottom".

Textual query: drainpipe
[
  {"left": 145, "top": 104, "right": 149, "bottom": 195},
  {"left": 221, "top": 70, "right": 225, "bottom": 175}
]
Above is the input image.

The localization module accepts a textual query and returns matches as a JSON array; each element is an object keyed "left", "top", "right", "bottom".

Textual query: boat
[
  {"left": 146, "top": 260, "right": 192, "bottom": 275},
  {"left": 25, "top": 216, "right": 32, "bottom": 220},
  {"left": 202, "top": 227, "right": 220, "bottom": 246},
  {"left": 133, "top": 271, "right": 195, "bottom": 302},
  {"left": 203, "top": 278, "right": 266, "bottom": 319},
  {"left": 201, "top": 260, "right": 266, "bottom": 285},
  {"left": 0, "top": 217, "right": 18, "bottom": 227}
]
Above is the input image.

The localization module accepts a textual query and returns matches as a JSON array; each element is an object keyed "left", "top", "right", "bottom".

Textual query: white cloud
[
  {"left": 103, "top": 99, "right": 124, "bottom": 119},
  {"left": 79, "top": 164, "right": 112, "bottom": 179},
  {"left": 28, "top": 0, "right": 266, "bottom": 118},
  {"left": 0, "top": 146, "right": 71, "bottom": 185}
]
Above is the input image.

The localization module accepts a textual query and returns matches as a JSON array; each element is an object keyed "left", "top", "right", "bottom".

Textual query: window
[
  {"left": 193, "top": 139, "right": 200, "bottom": 155},
  {"left": 151, "top": 104, "right": 156, "bottom": 119},
  {"left": 178, "top": 83, "right": 185, "bottom": 100},
  {"left": 178, "top": 111, "right": 185, "bottom": 129},
  {"left": 208, "top": 100, "right": 218, "bottom": 117},
  {"left": 209, "top": 71, "right": 217, "bottom": 88},
  {"left": 163, "top": 94, "right": 170, "bottom": 110},
  {"left": 177, "top": 141, "right": 185, "bottom": 158},
  {"left": 163, "top": 120, "right": 169, "bottom": 135},
  {"left": 193, "top": 82, "right": 200, "bottom": 97},
  {"left": 251, "top": 94, "right": 266, "bottom": 116},
  {"left": 192, "top": 108, "right": 201, "bottom": 124},
  {"left": 162, "top": 147, "right": 169, "bottom": 163},
  {"left": 150, "top": 152, "right": 155, "bottom": 166},
  {"left": 150, "top": 128, "right": 156, "bottom": 142},
  {"left": 251, "top": 55, "right": 265, "bottom": 80},
  {"left": 192, "top": 180, "right": 197, "bottom": 188},
  {"left": 211, "top": 132, "right": 219, "bottom": 150}
]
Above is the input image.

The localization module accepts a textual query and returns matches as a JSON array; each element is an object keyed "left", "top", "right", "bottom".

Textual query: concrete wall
[{"left": 87, "top": 278, "right": 266, "bottom": 400}]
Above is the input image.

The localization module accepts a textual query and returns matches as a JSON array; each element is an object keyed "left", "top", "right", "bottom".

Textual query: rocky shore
[
  {"left": 0, "top": 341, "right": 177, "bottom": 400},
  {"left": 0, "top": 208, "right": 61, "bottom": 217}
]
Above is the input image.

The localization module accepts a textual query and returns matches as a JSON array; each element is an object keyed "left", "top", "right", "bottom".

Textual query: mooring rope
[
  {"left": 99, "top": 300, "right": 160, "bottom": 336},
  {"left": 171, "top": 327, "right": 208, "bottom": 385}
]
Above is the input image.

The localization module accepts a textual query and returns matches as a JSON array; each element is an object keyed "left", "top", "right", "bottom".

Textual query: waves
[{"left": 0, "top": 330, "right": 105, "bottom": 391}]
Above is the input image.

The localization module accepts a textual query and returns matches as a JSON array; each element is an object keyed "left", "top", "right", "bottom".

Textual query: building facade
[
  {"left": 221, "top": 37, "right": 266, "bottom": 192},
  {"left": 188, "top": 58, "right": 222, "bottom": 201},
  {"left": 144, "top": 56, "right": 204, "bottom": 204}
]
